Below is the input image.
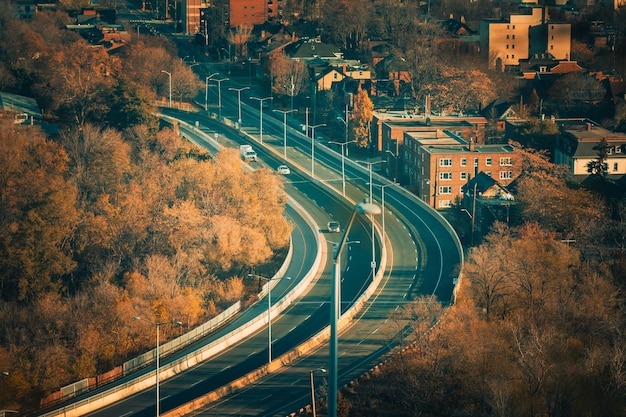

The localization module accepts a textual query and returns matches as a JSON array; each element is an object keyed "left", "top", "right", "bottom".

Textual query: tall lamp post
[
  {"left": 274, "top": 109, "right": 297, "bottom": 159},
  {"left": 369, "top": 183, "right": 397, "bottom": 243},
  {"left": 337, "top": 104, "right": 350, "bottom": 156},
  {"left": 229, "top": 86, "right": 250, "bottom": 127},
  {"left": 205, "top": 73, "right": 218, "bottom": 111},
  {"left": 247, "top": 274, "right": 290, "bottom": 364},
  {"left": 385, "top": 149, "right": 398, "bottom": 183},
  {"left": 213, "top": 77, "right": 229, "bottom": 118},
  {"left": 328, "top": 139, "right": 357, "bottom": 196},
  {"left": 161, "top": 70, "right": 171, "bottom": 108},
  {"left": 310, "top": 368, "right": 327, "bottom": 417},
  {"left": 360, "top": 160, "right": 385, "bottom": 282},
  {"left": 329, "top": 202, "right": 381, "bottom": 417},
  {"left": 133, "top": 316, "right": 182, "bottom": 417},
  {"left": 309, "top": 123, "right": 326, "bottom": 178},
  {"left": 250, "top": 96, "right": 272, "bottom": 143}
]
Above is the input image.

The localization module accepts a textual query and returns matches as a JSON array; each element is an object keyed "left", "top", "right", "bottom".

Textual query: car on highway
[
  {"left": 276, "top": 165, "right": 290, "bottom": 174},
  {"left": 327, "top": 220, "right": 341, "bottom": 233}
]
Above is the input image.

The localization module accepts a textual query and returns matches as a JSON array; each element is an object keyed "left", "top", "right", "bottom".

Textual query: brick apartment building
[{"left": 403, "top": 132, "right": 520, "bottom": 209}]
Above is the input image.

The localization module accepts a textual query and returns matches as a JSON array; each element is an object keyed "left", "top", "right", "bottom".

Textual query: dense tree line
[{"left": 0, "top": 6, "right": 291, "bottom": 412}]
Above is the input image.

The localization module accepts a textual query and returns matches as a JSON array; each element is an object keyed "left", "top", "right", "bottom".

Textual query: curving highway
[{"left": 33, "top": 73, "right": 462, "bottom": 417}]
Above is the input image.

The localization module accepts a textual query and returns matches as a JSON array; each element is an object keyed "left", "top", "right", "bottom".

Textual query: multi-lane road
[{"left": 33, "top": 6, "right": 463, "bottom": 414}]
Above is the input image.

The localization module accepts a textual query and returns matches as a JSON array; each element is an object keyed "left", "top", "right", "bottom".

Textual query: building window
[
  {"left": 500, "top": 157, "right": 512, "bottom": 166},
  {"left": 512, "top": 44, "right": 515, "bottom": 49},
  {"left": 439, "top": 186, "right": 452, "bottom": 194},
  {"left": 512, "top": 25, "right": 515, "bottom": 29},
  {"left": 485, "top": 171, "right": 492, "bottom": 177},
  {"left": 614, "top": 163, "right": 619, "bottom": 172},
  {"left": 551, "top": 45, "right": 554, "bottom": 50},
  {"left": 486, "top": 158, "right": 492, "bottom": 166},
  {"left": 474, "top": 158, "right": 478, "bottom": 167},
  {"left": 461, "top": 158, "right": 467, "bottom": 166},
  {"left": 512, "top": 54, "right": 515, "bottom": 59},
  {"left": 438, "top": 200, "right": 452, "bottom": 208},
  {"left": 506, "top": 34, "right": 510, "bottom": 39},
  {"left": 440, "top": 172, "right": 453, "bottom": 180},
  {"left": 551, "top": 35, "right": 554, "bottom": 40},
  {"left": 507, "top": 24, "right": 510, "bottom": 29},
  {"left": 500, "top": 171, "right": 513, "bottom": 180},
  {"left": 506, "top": 45, "right": 509, "bottom": 49},
  {"left": 439, "top": 158, "right": 453, "bottom": 167},
  {"left": 512, "top": 34, "right": 515, "bottom": 39},
  {"left": 460, "top": 172, "right": 467, "bottom": 180}
]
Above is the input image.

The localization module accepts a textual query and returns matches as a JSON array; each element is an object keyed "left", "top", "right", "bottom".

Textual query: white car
[
  {"left": 276, "top": 165, "right": 290, "bottom": 175},
  {"left": 327, "top": 221, "right": 341, "bottom": 233}
]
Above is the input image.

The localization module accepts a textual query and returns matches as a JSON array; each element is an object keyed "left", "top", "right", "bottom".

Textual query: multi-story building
[
  {"left": 373, "top": 111, "right": 488, "bottom": 183},
  {"left": 480, "top": 7, "right": 571, "bottom": 69},
  {"left": 180, "top": 0, "right": 278, "bottom": 37},
  {"left": 228, "top": 0, "right": 279, "bottom": 28},
  {"left": 403, "top": 131, "right": 520, "bottom": 209}
]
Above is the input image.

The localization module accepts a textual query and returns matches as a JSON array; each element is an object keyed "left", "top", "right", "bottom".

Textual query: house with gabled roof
[
  {"left": 284, "top": 38, "right": 344, "bottom": 63},
  {"left": 553, "top": 118, "right": 626, "bottom": 182},
  {"left": 0, "top": 92, "right": 42, "bottom": 124}
]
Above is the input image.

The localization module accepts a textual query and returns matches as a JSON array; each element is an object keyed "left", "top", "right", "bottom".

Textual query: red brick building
[
  {"left": 229, "top": 0, "right": 278, "bottom": 28},
  {"left": 403, "top": 132, "right": 520, "bottom": 209}
]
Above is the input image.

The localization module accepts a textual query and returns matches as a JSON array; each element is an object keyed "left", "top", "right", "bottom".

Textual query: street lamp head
[
  {"left": 173, "top": 321, "right": 182, "bottom": 325},
  {"left": 355, "top": 202, "right": 382, "bottom": 216}
]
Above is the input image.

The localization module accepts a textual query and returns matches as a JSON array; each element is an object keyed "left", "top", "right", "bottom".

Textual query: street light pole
[
  {"left": 250, "top": 96, "right": 272, "bottom": 143},
  {"left": 133, "top": 317, "right": 181, "bottom": 417},
  {"left": 229, "top": 86, "right": 250, "bottom": 127},
  {"left": 213, "top": 77, "right": 229, "bottom": 118},
  {"left": 339, "top": 104, "right": 351, "bottom": 156},
  {"left": 161, "top": 70, "right": 171, "bottom": 108},
  {"left": 385, "top": 149, "right": 398, "bottom": 183},
  {"left": 328, "top": 139, "right": 357, "bottom": 196},
  {"left": 360, "top": 160, "right": 385, "bottom": 282},
  {"left": 310, "top": 368, "right": 327, "bottom": 417},
  {"left": 329, "top": 202, "right": 381, "bottom": 417},
  {"left": 309, "top": 123, "right": 326, "bottom": 178},
  {"left": 247, "top": 274, "right": 290, "bottom": 364},
  {"left": 274, "top": 109, "right": 297, "bottom": 159},
  {"left": 205, "top": 73, "right": 218, "bottom": 111}
]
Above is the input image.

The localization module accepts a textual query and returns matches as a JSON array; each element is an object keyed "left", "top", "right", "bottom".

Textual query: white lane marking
[
  {"left": 191, "top": 380, "right": 202, "bottom": 387},
  {"left": 221, "top": 366, "right": 231, "bottom": 372},
  {"left": 372, "top": 328, "right": 379, "bottom": 334},
  {"left": 120, "top": 412, "right": 133, "bottom": 417},
  {"left": 291, "top": 379, "right": 301, "bottom": 385},
  {"left": 247, "top": 351, "right": 256, "bottom": 357}
]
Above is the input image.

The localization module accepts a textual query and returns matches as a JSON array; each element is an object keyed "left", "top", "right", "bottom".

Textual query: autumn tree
[
  {"left": 229, "top": 24, "right": 253, "bottom": 58},
  {"left": 0, "top": 122, "right": 79, "bottom": 302},
  {"left": 34, "top": 40, "right": 119, "bottom": 125},
  {"left": 351, "top": 86, "right": 374, "bottom": 148},
  {"left": 421, "top": 67, "right": 497, "bottom": 114},
  {"left": 268, "top": 50, "right": 310, "bottom": 102}
]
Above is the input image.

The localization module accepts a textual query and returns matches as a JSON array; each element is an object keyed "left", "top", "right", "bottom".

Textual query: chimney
[
  {"left": 425, "top": 95, "right": 431, "bottom": 116},
  {"left": 587, "top": 122, "right": 592, "bottom": 131},
  {"left": 469, "top": 137, "right": 475, "bottom": 152}
]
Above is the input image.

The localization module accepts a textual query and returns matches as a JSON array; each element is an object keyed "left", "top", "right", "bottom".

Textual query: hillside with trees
[{"left": 0, "top": 6, "right": 292, "bottom": 412}]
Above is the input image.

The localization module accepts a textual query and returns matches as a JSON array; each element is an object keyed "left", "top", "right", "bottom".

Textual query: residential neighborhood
[{"left": 1, "top": 0, "right": 626, "bottom": 415}]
